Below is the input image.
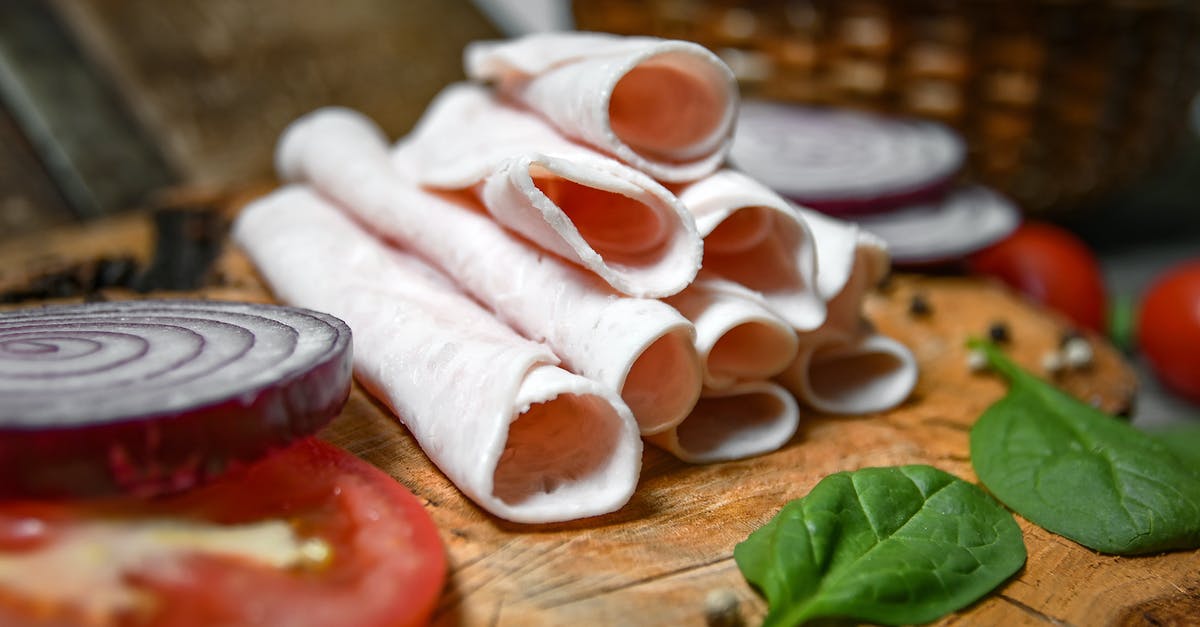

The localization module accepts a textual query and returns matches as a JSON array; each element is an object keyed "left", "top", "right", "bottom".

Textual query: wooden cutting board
[{"left": 3, "top": 213, "right": 1198, "bottom": 626}]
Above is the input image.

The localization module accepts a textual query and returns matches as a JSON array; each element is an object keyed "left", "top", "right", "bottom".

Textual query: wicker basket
[{"left": 573, "top": 0, "right": 1200, "bottom": 215}]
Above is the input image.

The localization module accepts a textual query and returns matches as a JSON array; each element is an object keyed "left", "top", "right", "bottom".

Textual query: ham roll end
[
  {"left": 675, "top": 170, "right": 826, "bottom": 331},
  {"left": 609, "top": 312, "right": 700, "bottom": 434},
  {"left": 274, "top": 105, "right": 705, "bottom": 439},
  {"left": 647, "top": 381, "right": 800, "bottom": 463},
  {"left": 480, "top": 151, "right": 703, "bottom": 298},
  {"left": 234, "top": 187, "right": 642, "bottom": 523},
  {"left": 489, "top": 363, "right": 643, "bottom": 521},
  {"left": 275, "top": 106, "right": 390, "bottom": 185},
  {"left": 396, "top": 82, "right": 703, "bottom": 298},
  {"left": 466, "top": 32, "right": 738, "bottom": 183},
  {"left": 779, "top": 332, "right": 918, "bottom": 416},
  {"left": 666, "top": 277, "right": 800, "bottom": 390}
]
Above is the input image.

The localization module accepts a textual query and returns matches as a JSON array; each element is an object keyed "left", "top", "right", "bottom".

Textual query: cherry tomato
[
  {"left": 0, "top": 438, "right": 446, "bottom": 627},
  {"left": 967, "top": 222, "right": 1107, "bottom": 332},
  {"left": 1138, "top": 260, "right": 1200, "bottom": 405}
]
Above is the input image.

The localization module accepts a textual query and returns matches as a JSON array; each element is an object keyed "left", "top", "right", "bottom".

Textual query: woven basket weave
[{"left": 573, "top": 0, "right": 1200, "bottom": 215}]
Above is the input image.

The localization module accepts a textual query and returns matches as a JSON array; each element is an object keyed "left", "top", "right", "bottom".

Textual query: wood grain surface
[{"left": 3, "top": 214, "right": 1198, "bottom": 626}]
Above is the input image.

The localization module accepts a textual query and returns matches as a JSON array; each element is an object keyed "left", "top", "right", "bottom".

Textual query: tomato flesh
[
  {"left": 0, "top": 438, "right": 446, "bottom": 627},
  {"left": 1138, "top": 260, "right": 1200, "bottom": 405},
  {"left": 967, "top": 222, "right": 1108, "bottom": 333}
]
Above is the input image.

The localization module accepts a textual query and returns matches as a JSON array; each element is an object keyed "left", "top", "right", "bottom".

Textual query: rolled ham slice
[
  {"left": 276, "top": 108, "right": 703, "bottom": 436},
  {"left": 796, "top": 206, "right": 892, "bottom": 302},
  {"left": 394, "top": 83, "right": 701, "bottom": 298},
  {"left": 234, "top": 187, "right": 642, "bottom": 523},
  {"left": 654, "top": 277, "right": 800, "bottom": 463},
  {"left": 646, "top": 381, "right": 799, "bottom": 464},
  {"left": 665, "top": 276, "right": 798, "bottom": 390},
  {"left": 776, "top": 214, "right": 918, "bottom": 414},
  {"left": 782, "top": 331, "right": 917, "bottom": 416},
  {"left": 465, "top": 32, "right": 738, "bottom": 183},
  {"left": 674, "top": 169, "right": 824, "bottom": 330}
]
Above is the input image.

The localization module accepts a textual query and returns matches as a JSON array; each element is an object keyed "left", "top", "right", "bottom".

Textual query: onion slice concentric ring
[
  {"left": 0, "top": 299, "right": 353, "bottom": 499},
  {"left": 851, "top": 185, "right": 1022, "bottom": 265},
  {"left": 729, "top": 100, "right": 965, "bottom": 215}
]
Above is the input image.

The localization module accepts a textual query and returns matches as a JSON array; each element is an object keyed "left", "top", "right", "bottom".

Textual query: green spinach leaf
[
  {"left": 1146, "top": 424, "right": 1200, "bottom": 475},
  {"left": 969, "top": 340, "right": 1200, "bottom": 554},
  {"left": 733, "top": 465, "right": 1025, "bottom": 627}
]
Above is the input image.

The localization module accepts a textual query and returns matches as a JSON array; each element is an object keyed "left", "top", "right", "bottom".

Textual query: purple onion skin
[
  {"left": 0, "top": 315, "right": 353, "bottom": 500},
  {"left": 790, "top": 175, "right": 955, "bottom": 217}
]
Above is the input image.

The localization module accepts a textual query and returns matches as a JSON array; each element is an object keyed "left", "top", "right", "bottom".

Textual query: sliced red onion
[
  {"left": 851, "top": 185, "right": 1021, "bottom": 265},
  {"left": 729, "top": 101, "right": 964, "bottom": 215},
  {"left": 0, "top": 299, "right": 352, "bottom": 499}
]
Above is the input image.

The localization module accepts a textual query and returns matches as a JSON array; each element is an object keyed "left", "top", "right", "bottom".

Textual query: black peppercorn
[
  {"left": 909, "top": 293, "right": 932, "bottom": 317},
  {"left": 988, "top": 321, "right": 1011, "bottom": 344}
]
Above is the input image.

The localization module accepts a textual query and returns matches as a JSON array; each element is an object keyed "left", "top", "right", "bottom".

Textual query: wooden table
[{"left": 3, "top": 212, "right": 1198, "bottom": 626}]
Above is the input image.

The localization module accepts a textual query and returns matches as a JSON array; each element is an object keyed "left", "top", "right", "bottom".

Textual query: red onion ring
[
  {"left": 852, "top": 185, "right": 1021, "bottom": 265},
  {"left": 0, "top": 299, "right": 352, "bottom": 498},
  {"left": 729, "top": 101, "right": 965, "bottom": 215}
]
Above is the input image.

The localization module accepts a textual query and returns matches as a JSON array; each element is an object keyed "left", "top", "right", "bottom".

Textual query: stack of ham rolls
[{"left": 234, "top": 32, "right": 918, "bottom": 524}]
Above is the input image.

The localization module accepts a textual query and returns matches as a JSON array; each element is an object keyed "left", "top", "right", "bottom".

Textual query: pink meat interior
[
  {"left": 703, "top": 206, "right": 775, "bottom": 254},
  {"left": 492, "top": 393, "right": 624, "bottom": 506},
  {"left": 608, "top": 52, "right": 730, "bottom": 162},
  {"left": 621, "top": 329, "right": 702, "bottom": 434},
  {"left": 708, "top": 322, "right": 796, "bottom": 383},
  {"left": 808, "top": 349, "right": 908, "bottom": 406},
  {"left": 532, "top": 169, "right": 668, "bottom": 260},
  {"left": 675, "top": 390, "right": 789, "bottom": 456}
]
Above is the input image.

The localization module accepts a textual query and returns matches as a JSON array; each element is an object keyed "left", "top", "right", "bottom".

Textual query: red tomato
[
  {"left": 967, "top": 222, "right": 1108, "bottom": 332},
  {"left": 0, "top": 438, "right": 446, "bottom": 627},
  {"left": 1138, "top": 260, "right": 1200, "bottom": 405}
]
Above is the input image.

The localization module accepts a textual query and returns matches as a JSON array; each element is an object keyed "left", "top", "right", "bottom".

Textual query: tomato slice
[{"left": 0, "top": 438, "right": 445, "bottom": 627}]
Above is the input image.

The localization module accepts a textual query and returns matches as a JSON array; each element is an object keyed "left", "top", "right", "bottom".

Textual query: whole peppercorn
[
  {"left": 908, "top": 293, "right": 932, "bottom": 317},
  {"left": 987, "top": 321, "right": 1011, "bottom": 344}
]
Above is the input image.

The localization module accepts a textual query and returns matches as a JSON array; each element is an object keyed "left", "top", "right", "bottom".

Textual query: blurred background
[
  {"left": 3, "top": 0, "right": 1199, "bottom": 237},
  {"left": 0, "top": 0, "right": 501, "bottom": 237},
  {"left": 0, "top": 0, "right": 1197, "bottom": 418}
]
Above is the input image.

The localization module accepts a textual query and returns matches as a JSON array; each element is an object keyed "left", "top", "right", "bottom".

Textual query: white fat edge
[
  {"left": 464, "top": 32, "right": 672, "bottom": 80},
  {"left": 400, "top": 83, "right": 582, "bottom": 189},
  {"left": 676, "top": 169, "right": 792, "bottom": 229},
  {"left": 790, "top": 205, "right": 862, "bottom": 301},
  {"left": 0, "top": 517, "right": 320, "bottom": 620}
]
